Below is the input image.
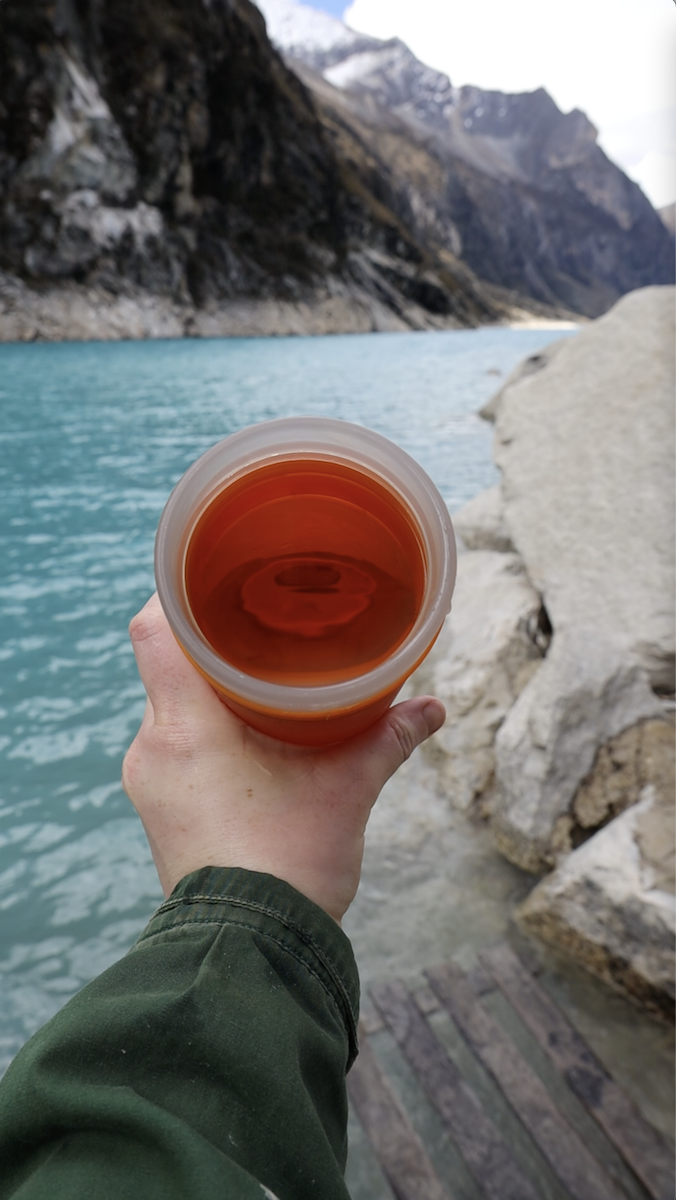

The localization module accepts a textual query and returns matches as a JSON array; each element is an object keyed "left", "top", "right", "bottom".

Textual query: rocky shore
[
  {"left": 0, "top": 263, "right": 486, "bottom": 343},
  {"left": 0, "top": 266, "right": 579, "bottom": 342},
  {"left": 414, "top": 285, "right": 675, "bottom": 1019}
]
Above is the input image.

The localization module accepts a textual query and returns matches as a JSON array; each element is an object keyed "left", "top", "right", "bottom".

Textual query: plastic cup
[{"left": 155, "top": 417, "right": 456, "bottom": 745}]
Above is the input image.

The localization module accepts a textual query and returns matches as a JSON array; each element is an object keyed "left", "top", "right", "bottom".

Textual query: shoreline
[
  {"left": 506, "top": 313, "right": 581, "bottom": 330},
  {"left": 0, "top": 271, "right": 580, "bottom": 344}
]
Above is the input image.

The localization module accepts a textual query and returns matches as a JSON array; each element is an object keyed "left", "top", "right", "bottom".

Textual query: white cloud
[
  {"left": 343, "top": 0, "right": 676, "bottom": 206},
  {"left": 599, "top": 107, "right": 676, "bottom": 207},
  {"left": 624, "top": 150, "right": 676, "bottom": 210}
]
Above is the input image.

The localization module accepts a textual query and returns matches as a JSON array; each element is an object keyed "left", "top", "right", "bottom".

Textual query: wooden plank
[
  {"left": 371, "top": 979, "right": 541, "bottom": 1200},
  {"left": 481, "top": 943, "right": 674, "bottom": 1200},
  {"left": 413, "top": 986, "right": 441, "bottom": 1016},
  {"left": 361, "top": 1006, "right": 386, "bottom": 1035},
  {"left": 426, "top": 961, "right": 628, "bottom": 1200},
  {"left": 467, "top": 962, "right": 498, "bottom": 997},
  {"left": 347, "top": 1025, "right": 453, "bottom": 1200}
]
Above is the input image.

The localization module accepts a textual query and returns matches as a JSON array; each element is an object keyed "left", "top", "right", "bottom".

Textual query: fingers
[
  {"left": 129, "top": 594, "right": 445, "bottom": 793},
  {"left": 340, "top": 695, "right": 445, "bottom": 795},
  {"left": 128, "top": 593, "right": 223, "bottom": 725}
]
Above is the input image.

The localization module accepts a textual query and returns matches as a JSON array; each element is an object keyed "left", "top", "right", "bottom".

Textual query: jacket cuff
[{"left": 136, "top": 865, "right": 360, "bottom": 1064}]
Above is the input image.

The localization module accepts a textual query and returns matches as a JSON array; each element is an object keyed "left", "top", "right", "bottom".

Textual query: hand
[{"left": 122, "top": 594, "right": 445, "bottom": 924}]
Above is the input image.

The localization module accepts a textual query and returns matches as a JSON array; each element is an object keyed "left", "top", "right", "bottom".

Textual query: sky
[{"left": 305, "top": 0, "right": 675, "bottom": 209}]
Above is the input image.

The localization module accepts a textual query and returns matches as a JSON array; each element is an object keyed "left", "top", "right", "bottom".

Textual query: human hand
[{"left": 122, "top": 594, "right": 445, "bottom": 924}]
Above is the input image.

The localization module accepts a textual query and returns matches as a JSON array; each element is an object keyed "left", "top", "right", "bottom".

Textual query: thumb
[{"left": 342, "top": 695, "right": 445, "bottom": 794}]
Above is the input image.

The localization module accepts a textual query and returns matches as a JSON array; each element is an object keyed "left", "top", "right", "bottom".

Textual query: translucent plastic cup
[{"left": 155, "top": 417, "right": 456, "bottom": 745}]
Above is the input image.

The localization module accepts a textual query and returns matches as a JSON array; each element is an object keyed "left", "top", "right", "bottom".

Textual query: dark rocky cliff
[{"left": 0, "top": 0, "right": 515, "bottom": 339}]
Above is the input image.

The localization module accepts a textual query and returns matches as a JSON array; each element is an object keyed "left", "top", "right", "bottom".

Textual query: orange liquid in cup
[
  {"left": 185, "top": 459, "right": 427, "bottom": 697},
  {"left": 156, "top": 418, "right": 456, "bottom": 745}
]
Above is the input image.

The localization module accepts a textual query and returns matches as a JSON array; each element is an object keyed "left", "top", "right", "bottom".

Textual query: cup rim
[{"left": 155, "top": 417, "right": 456, "bottom": 715}]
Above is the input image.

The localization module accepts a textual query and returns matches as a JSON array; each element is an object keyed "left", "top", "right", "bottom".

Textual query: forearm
[{"left": 0, "top": 867, "right": 359, "bottom": 1200}]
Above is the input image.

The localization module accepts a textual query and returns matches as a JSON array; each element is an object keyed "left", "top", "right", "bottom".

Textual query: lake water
[
  {"left": 2, "top": 328, "right": 672, "bottom": 1190},
  {"left": 0, "top": 326, "right": 565, "bottom": 1066}
]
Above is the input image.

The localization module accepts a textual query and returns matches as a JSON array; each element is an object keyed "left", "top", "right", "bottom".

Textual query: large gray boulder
[
  {"left": 493, "top": 286, "right": 676, "bottom": 690},
  {"left": 413, "top": 551, "right": 545, "bottom": 810},
  {"left": 491, "top": 628, "right": 665, "bottom": 872},
  {"left": 452, "top": 486, "right": 514, "bottom": 553},
  {"left": 517, "top": 781, "right": 675, "bottom": 1020},
  {"left": 479, "top": 337, "right": 569, "bottom": 423}
]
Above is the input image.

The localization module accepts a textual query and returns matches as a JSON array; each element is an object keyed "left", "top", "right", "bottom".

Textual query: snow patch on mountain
[
  {"left": 256, "top": 0, "right": 457, "bottom": 129},
  {"left": 256, "top": 0, "right": 378, "bottom": 68}
]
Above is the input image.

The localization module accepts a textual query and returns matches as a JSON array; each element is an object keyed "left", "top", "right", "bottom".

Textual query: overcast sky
[{"left": 308, "top": 0, "right": 675, "bottom": 209}]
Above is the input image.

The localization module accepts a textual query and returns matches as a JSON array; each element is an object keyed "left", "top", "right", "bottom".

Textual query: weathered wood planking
[
  {"left": 371, "top": 979, "right": 541, "bottom": 1200},
  {"left": 481, "top": 943, "right": 674, "bottom": 1200},
  {"left": 347, "top": 1023, "right": 453, "bottom": 1200},
  {"left": 426, "top": 961, "right": 628, "bottom": 1200}
]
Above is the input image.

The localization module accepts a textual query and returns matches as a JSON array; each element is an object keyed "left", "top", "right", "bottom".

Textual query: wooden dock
[{"left": 347, "top": 944, "right": 674, "bottom": 1200}]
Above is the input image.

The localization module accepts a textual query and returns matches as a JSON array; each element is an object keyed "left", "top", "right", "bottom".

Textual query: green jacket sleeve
[{"left": 0, "top": 866, "right": 360, "bottom": 1200}]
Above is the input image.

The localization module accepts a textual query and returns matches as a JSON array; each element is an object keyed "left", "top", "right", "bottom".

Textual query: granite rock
[
  {"left": 452, "top": 485, "right": 514, "bottom": 553},
  {"left": 517, "top": 784, "right": 676, "bottom": 1019},
  {"left": 478, "top": 337, "right": 569, "bottom": 422},
  {"left": 493, "top": 286, "right": 676, "bottom": 690},
  {"left": 572, "top": 718, "right": 674, "bottom": 842},
  {"left": 491, "top": 628, "right": 665, "bottom": 872},
  {"left": 411, "top": 551, "right": 545, "bottom": 810}
]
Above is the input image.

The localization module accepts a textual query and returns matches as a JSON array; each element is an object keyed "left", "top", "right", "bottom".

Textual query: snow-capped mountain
[
  {"left": 255, "top": 0, "right": 376, "bottom": 69},
  {"left": 257, "top": 0, "right": 607, "bottom": 186},
  {"left": 258, "top": 0, "right": 456, "bottom": 134},
  {"left": 256, "top": 0, "right": 674, "bottom": 316}
]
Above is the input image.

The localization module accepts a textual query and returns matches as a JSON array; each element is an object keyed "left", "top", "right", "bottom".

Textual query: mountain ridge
[{"left": 258, "top": 0, "right": 674, "bottom": 316}]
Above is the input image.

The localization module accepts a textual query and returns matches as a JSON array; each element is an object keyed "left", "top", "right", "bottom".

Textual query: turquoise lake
[{"left": 0, "top": 327, "right": 573, "bottom": 1072}]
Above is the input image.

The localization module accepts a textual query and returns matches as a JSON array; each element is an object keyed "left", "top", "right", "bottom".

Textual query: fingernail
[{"left": 422, "top": 699, "right": 445, "bottom": 735}]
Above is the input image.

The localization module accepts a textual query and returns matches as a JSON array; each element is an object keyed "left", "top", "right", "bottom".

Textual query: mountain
[
  {"left": 258, "top": 0, "right": 674, "bottom": 317},
  {"left": 0, "top": 0, "right": 520, "bottom": 341}
]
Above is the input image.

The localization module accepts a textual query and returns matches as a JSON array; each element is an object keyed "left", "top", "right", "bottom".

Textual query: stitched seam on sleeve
[
  {"left": 155, "top": 891, "right": 335, "bottom": 961},
  {"left": 148, "top": 891, "right": 356, "bottom": 1032},
  {"left": 137, "top": 914, "right": 358, "bottom": 1041}
]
